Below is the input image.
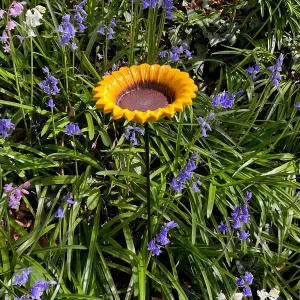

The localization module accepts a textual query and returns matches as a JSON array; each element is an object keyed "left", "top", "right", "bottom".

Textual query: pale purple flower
[
  {"left": 75, "top": 0, "right": 87, "bottom": 32},
  {"left": 242, "top": 271, "right": 253, "bottom": 285},
  {"left": 71, "top": 42, "right": 78, "bottom": 50},
  {"left": 31, "top": 280, "right": 57, "bottom": 300},
  {"left": 230, "top": 203, "right": 250, "bottom": 229},
  {"left": 0, "top": 31, "right": 9, "bottom": 43},
  {"left": 171, "top": 46, "right": 184, "bottom": 54},
  {"left": 243, "top": 287, "right": 252, "bottom": 297},
  {"left": 0, "top": 10, "right": 6, "bottom": 19},
  {"left": 123, "top": 123, "right": 144, "bottom": 146},
  {"left": 0, "top": 118, "right": 15, "bottom": 138},
  {"left": 245, "top": 64, "right": 260, "bottom": 80},
  {"left": 58, "top": 14, "right": 76, "bottom": 46},
  {"left": 207, "top": 112, "right": 215, "bottom": 120},
  {"left": 148, "top": 239, "right": 161, "bottom": 256},
  {"left": 239, "top": 230, "right": 250, "bottom": 240},
  {"left": 39, "top": 68, "right": 60, "bottom": 95},
  {"left": 244, "top": 191, "right": 252, "bottom": 202},
  {"left": 3, "top": 44, "right": 11, "bottom": 53},
  {"left": 62, "top": 193, "right": 75, "bottom": 205},
  {"left": 169, "top": 52, "right": 179, "bottom": 62},
  {"left": 13, "top": 268, "right": 31, "bottom": 286},
  {"left": 16, "top": 35, "right": 25, "bottom": 42},
  {"left": 269, "top": 54, "right": 283, "bottom": 86},
  {"left": 9, "top": 1, "right": 26, "bottom": 17},
  {"left": 197, "top": 117, "right": 212, "bottom": 137},
  {"left": 98, "top": 27, "right": 105, "bottom": 35},
  {"left": 162, "top": 0, "right": 174, "bottom": 19},
  {"left": 212, "top": 91, "right": 242, "bottom": 109},
  {"left": 184, "top": 50, "right": 191, "bottom": 57},
  {"left": 47, "top": 98, "right": 55, "bottom": 108},
  {"left": 235, "top": 278, "right": 245, "bottom": 287},
  {"left": 295, "top": 102, "right": 300, "bottom": 110},
  {"left": 218, "top": 222, "right": 228, "bottom": 234},
  {"left": 56, "top": 207, "right": 64, "bottom": 218},
  {"left": 159, "top": 50, "right": 167, "bottom": 58},
  {"left": 65, "top": 122, "right": 80, "bottom": 136},
  {"left": 6, "top": 20, "right": 16, "bottom": 30}
]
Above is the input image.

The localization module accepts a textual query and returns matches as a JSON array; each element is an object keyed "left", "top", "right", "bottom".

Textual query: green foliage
[{"left": 0, "top": 0, "right": 300, "bottom": 299}]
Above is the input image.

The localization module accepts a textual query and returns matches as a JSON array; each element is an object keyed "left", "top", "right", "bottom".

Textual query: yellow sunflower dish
[{"left": 93, "top": 64, "right": 198, "bottom": 123}]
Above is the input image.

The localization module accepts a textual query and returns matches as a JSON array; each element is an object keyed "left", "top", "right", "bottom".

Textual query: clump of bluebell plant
[
  {"left": 212, "top": 90, "right": 244, "bottom": 109},
  {"left": 171, "top": 153, "right": 201, "bottom": 193},
  {"left": 269, "top": 54, "right": 283, "bottom": 87},
  {"left": 218, "top": 191, "right": 252, "bottom": 241},
  {"left": 148, "top": 221, "right": 178, "bottom": 256},
  {"left": 98, "top": 17, "right": 117, "bottom": 40},
  {"left": 245, "top": 64, "right": 260, "bottom": 80},
  {"left": 197, "top": 117, "right": 212, "bottom": 137},
  {"left": 123, "top": 123, "right": 145, "bottom": 146},
  {"left": 141, "top": 0, "right": 175, "bottom": 19},
  {"left": 0, "top": 118, "right": 15, "bottom": 138},
  {"left": 65, "top": 122, "right": 81, "bottom": 136},
  {"left": 159, "top": 42, "right": 191, "bottom": 63},
  {"left": 56, "top": 193, "right": 75, "bottom": 219},
  {"left": 235, "top": 271, "right": 254, "bottom": 297},
  {"left": 4, "top": 182, "right": 30, "bottom": 209}
]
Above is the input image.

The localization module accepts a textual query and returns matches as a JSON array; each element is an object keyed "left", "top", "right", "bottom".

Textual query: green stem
[
  {"left": 29, "top": 37, "right": 34, "bottom": 145},
  {"left": 73, "top": 135, "right": 78, "bottom": 179},
  {"left": 51, "top": 107, "right": 57, "bottom": 145}
]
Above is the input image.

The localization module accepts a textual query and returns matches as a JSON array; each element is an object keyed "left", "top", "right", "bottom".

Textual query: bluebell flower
[
  {"left": 243, "top": 287, "right": 252, "bottom": 297},
  {"left": 47, "top": 98, "right": 55, "bottom": 108},
  {"left": 75, "top": 0, "right": 87, "bottom": 32},
  {"left": 242, "top": 271, "right": 254, "bottom": 285},
  {"left": 98, "top": 27, "right": 105, "bottom": 35},
  {"left": 197, "top": 117, "right": 212, "bottom": 137},
  {"left": 239, "top": 230, "right": 250, "bottom": 240},
  {"left": 269, "top": 54, "right": 283, "bottom": 86},
  {"left": 218, "top": 222, "right": 228, "bottom": 234},
  {"left": 31, "top": 280, "right": 57, "bottom": 300},
  {"left": 169, "top": 52, "right": 179, "bottom": 62},
  {"left": 184, "top": 50, "right": 191, "bottom": 57},
  {"left": 230, "top": 203, "right": 249, "bottom": 229},
  {"left": 71, "top": 42, "right": 78, "bottom": 50},
  {"left": 142, "top": 0, "right": 158, "bottom": 9},
  {"left": 235, "top": 278, "right": 245, "bottom": 287},
  {"left": 58, "top": 14, "right": 77, "bottom": 46},
  {"left": 56, "top": 207, "right": 64, "bottom": 218},
  {"left": 158, "top": 50, "right": 167, "bottom": 58},
  {"left": 171, "top": 153, "right": 200, "bottom": 192},
  {"left": 148, "top": 221, "right": 178, "bottom": 256},
  {"left": 65, "top": 122, "right": 80, "bottom": 136},
  {"left": 39, "top": 67, "right": 60, "bottom": 95},
  {"left": 148, "top": 239, "right": 162, "bottom": 256},
  {"left": 171, "top": 46, "right": 184, "bottom": 54},
  {"left": 245, "top": 64, "right": 260, "bottom": 80},
  {"left": 296, "top": 102, "right": 300, "bottom": 110},
  {"left": 207, "top": 112, "right": 215, "bottom": 120},
  {"left": 244, "top": 191, "right": 252, "bottom": 202},
  {"left": 212, "top": 91, "right": 243, "bottom": 109},
  {"left": 62, "top": 193, "right": 75, "bottom": 205},
  {"left": 162, "top": 0, "right": 174, "bottom": 19},
  {"left": 0, "top": 118, "right": 15, "bottom": 138},
  {"left": 13, "top": 268, "right": 31, "bottom": 286},
  {"left": 123, "top": 123, "right": 144, "bottom": 146}
]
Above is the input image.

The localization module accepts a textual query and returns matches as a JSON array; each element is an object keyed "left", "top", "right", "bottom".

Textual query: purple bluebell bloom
[
  {"left": 207, "top": 112, "right": 215, "bottom": 120},
  {"left": 158, "top": 50, "right": 167, "bottom": 58},
  {"left": 0, "top": 118, "right": 15, "bottom": 138},
  {"left": 239, "top": 230, "right": 250, "bottom": 240},
  {"left": 123, "top": 123, "right": 144, "bottom": 146},
  {"left": 62, "top": 193, "right": 75, "bottom": 205},
  {"left": 58, "top": 14, "right": 77, "bottom": 46},
  {"left": 242, "top": 271, "right": 254, "bottom": 285},
  {"left": 39, "top": 68, "right": 60, "bottom": 95},
  {"left": 75, "top": 0, "right": 87, "bottom": 32},
  {"left": 197, "top": 117, "right": 212, "bottom": 137},
  {"left": 148, "top": 239, "right": 162, "bottom": 256},
  {"left": 162, "top": 0, "right": 174, "bottom": 19},
  {"left": 169, "top": 52, "right": 179, "bottom": 62},
  {"left": 9, "top": 1, "right": 26, "bottom": 17},
  {"left": 170, "top": 177, "right": 184, "bottom": 191},
  {"left": 71, "top": 42, "right": 78, "bottom": 50},
  {"left": 31, "top": 280, "right": 57, "bottom": 300},
  {"left": 245, "top": 64, "right": 260, "bottom": 80},
  {"left": 212, "top": 91, "right": 242, "bottom": 109},
  {"left": 171, "top": 46, "right": 184, "bottom": 54},
  {"left": 296, "top": 102, "right": 300, "bottom": 110},
  {"left": 269, "top": 54, "right": 283, "bottom": 86},
  {"left": 148, "top": 221, "right": 178, "bottom": 256},
  {"left": 13, "top": 268, "right": 31, "bottom": 286},
  {"left": 65, "top": 122, "right": 80, "bottom": 136},
  {"left": 235, "top": 277, "right": 245, "bottom": 287},
  {"left": 218, "top": 222, "right": 228, "bottom": 234},
  {"left": 56, "top": 207, "right": 64, "bottom": 218},
  {"left": 47, "top": 98, "right": 55, "bottom": 108},
  {"left": 98, "top": 27, "right": 105, "bottom": 35},
  {"left": 244, "top": 191, "right": 252, "bottom": 202},
  {"left": 184, "top": 50, "right": 191, "bottom": 57},
  {"left": 243, "top": 287, "right": 252, "bottom": 297},
  {"left": 5, "top": 182, "right": 30, "bottom": 209},
  {"left": 6, "top": 20, "right": 16, "bottom": 30},
  {"left": 0, "top": 31, "right": 9, "bottom": 43}
]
